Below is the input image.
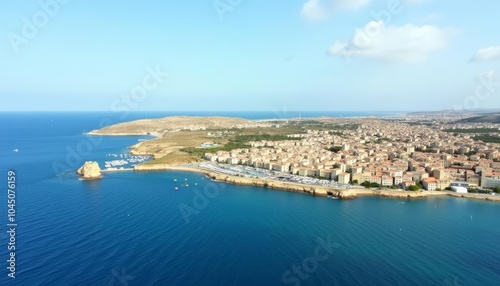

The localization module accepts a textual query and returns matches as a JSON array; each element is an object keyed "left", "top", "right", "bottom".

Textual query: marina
[
  {"left": 103, "top": 154, "right": 151, "bottom": 170},
  {"left": 101, "top": 168, "right": 134, "bottom": 172}
]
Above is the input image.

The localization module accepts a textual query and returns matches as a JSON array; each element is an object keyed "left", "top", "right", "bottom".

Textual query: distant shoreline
[{"left": 253, "top": 114, "right": 403, "bottom": 122}]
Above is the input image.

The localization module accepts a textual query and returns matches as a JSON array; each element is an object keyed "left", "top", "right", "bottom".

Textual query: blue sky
[{"left": 1, "top": 0, "right": 499, "bottom": 111}]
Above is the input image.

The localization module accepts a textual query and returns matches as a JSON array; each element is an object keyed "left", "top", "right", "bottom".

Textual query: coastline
[
  {"left": 86, "top": 115, "right": 500, "bottom": 203},
  {"left": 135, "top": 163, "right": 357, "bottom": 198},
  {"left": 86, "top": 131, "right": 162, "bottom": 138},
  {"left": 134, "top": 163, "right": 500, "bottom": 202}
]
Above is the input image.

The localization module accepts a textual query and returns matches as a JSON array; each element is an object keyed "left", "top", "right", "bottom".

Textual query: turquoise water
[{"left": 0, "top": 112, "right": 499, "bottom": 285}]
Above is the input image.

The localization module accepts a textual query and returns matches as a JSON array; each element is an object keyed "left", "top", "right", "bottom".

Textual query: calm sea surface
[{"left": 0, "top": 112, "right": 499, "bottom": 286}]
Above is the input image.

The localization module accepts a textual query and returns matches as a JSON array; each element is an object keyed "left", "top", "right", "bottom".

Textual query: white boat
[{"left": 13, "top": 149, "right": 18, "bottom": 152}]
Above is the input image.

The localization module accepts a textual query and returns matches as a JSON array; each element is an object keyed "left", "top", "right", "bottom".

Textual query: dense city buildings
[{"left": 205, "top": 115, "right": 500, "bottom": 191}]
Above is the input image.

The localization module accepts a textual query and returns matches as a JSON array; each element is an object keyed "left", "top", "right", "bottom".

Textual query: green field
[
  {"left": 473, "top": 135, "right": 500, "bottom": 144},
  {"left": 141, "top": 119, "right": 360, "bottom": 164},
  {"left": 443, "top": 128, "right": 499, "bottom": 134}
]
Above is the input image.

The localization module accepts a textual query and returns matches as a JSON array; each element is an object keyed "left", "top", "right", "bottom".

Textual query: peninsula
[{"left": 88, "top": 113, "right": 500, "bottom": 201}]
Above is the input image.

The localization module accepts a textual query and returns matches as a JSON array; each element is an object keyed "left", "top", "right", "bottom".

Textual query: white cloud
[
  {"left": 301, "top": 0, "right": 326, "bottom": 20},
  {"left": 471, "top": 46, "right": 500, "bottom": 62},
  {"left": 300, "top": 0, "right": 371, "bottom": 21},
  {"left": 328, "top": 21, "right": 456, "bottom": 63}
]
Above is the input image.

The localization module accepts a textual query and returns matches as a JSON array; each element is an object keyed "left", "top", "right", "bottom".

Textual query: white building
[{"left": 451, "top": 186, "right": 468, "bottom": 194}]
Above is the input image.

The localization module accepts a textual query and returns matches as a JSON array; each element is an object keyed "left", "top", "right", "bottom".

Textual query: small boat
[
  {"left": 185, "top": 184, "right": 189, "bottom": 187},
  {"left": 13, "top": 149, "right": 19, "bottom": 152},
  {"left": 175, "top": 187, "right": 178, "bottom": 191},
  {"left": 174, "top": 179, "right": 177, "bottom": 182}
]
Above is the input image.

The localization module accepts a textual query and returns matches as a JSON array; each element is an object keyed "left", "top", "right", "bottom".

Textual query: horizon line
[{"left": 0, "top": 109, "right": 492, "bottom": 113}]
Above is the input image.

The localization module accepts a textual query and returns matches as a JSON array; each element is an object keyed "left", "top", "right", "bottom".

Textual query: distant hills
[
  {"left": 404, "top": 109, "right": 500, "bottom": 124},
  {"left": 455, "top": 114, "right": 500, "bottom": 124},
  {"left": 407, "top": 109, "right": 500, "bottom": 116}
]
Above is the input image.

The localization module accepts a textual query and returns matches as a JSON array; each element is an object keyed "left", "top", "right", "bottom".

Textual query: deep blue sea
[{"left": 0, "top": 112, "right": 499, "bottom": 286}]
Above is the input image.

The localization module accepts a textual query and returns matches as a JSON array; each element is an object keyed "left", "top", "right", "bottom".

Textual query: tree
[
  {"left": 479, "top": 188, "right": 491, "bottom": 194},
  {"left": 361, "top": 181, "right": 371, "bottom": 188},
  {"left": 465, "top": 150, "right": 477, "bottom": 157},
  {"left": 361, "top": 181, "right": 380, "bottom": 188},
  {"left": 328, "top": 146, "right": 342, "bottom": 153},
  {"left": 409, "top": 185, "right": 420, "bottom": 191},
  {"left": 352, "top": 180, "right": 359, "bottom": 185}
]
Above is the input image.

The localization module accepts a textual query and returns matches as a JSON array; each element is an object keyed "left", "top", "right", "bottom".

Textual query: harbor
[{"left": 103, "top": 153, "right": 152, "bottom": 171}]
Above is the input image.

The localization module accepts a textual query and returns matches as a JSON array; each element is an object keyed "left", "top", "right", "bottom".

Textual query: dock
[{"left": 101, "top": 168, "right": 135, "bottom": 173}]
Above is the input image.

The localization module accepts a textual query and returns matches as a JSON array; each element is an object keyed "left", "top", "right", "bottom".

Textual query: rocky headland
[{"left": 77, "top": 161, "right": 103, "bottom": 180}]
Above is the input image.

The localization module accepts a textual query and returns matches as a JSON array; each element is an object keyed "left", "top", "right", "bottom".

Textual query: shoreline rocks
[
  {"left": 151, "top": 166, "right": 361, "bottom": 199},
  {"left": 447, "top": 192, "right": 500, "bottom": 201},
  {"left": 374, "top": 190, "right": 428, "bottom": 199},
  {"left": 77, "top": 161, "right": 103, "bottom": 180},
  {"left": 133, "top": 163, "right": 500, "bottom": 202}
]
